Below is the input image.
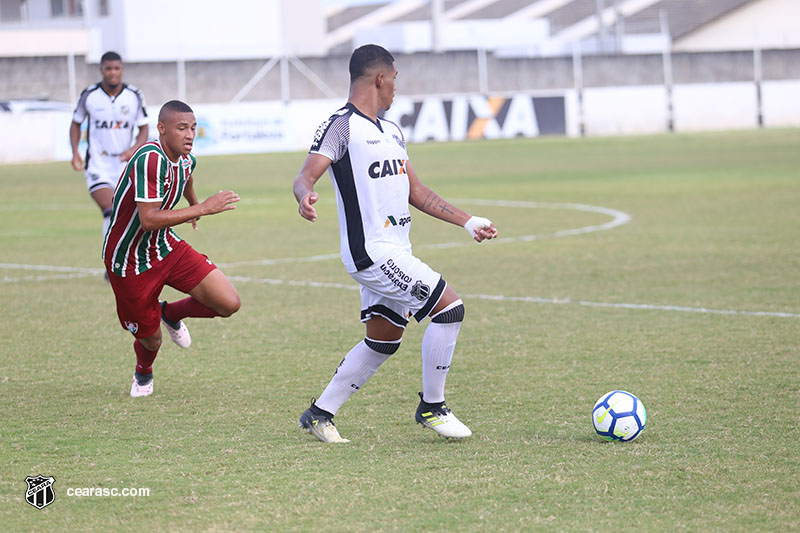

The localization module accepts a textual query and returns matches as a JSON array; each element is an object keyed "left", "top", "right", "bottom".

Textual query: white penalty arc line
[{"left": 218, "top": 200, "right": 632, "bottom": 267}]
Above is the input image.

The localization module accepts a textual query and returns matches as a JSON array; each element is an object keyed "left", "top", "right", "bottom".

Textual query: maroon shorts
[{"left": 106, "top": 240, "right": 216, "bottom": 338}]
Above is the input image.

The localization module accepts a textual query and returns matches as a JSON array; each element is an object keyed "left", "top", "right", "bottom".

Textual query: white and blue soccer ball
[{"left": 592, "top": 390, "right": 647, "bottom": 442}]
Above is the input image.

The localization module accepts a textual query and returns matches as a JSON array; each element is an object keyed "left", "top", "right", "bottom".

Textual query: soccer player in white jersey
[
  {"left": 293, "top": 44, "right": 498, "bottom": 443},
  {"left": 70, "top": 51, "right": 149, "bottom": 253},
  {"left": 103, "top": 100, "right": 241, "bottom": 398}
]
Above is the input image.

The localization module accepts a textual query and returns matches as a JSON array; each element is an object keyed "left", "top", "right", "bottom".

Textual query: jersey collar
[{"left": 346, "top": 102, "right": 384, "bottom": 133}]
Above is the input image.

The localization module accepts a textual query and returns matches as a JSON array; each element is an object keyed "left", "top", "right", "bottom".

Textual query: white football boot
[
  {"left": 160, "top": 301, "right": 191, "bottom": 348},
  {"left": 299, "top": 403, "right": 350, "bottom": 443},
  {"left": 130, "top": 374, "right": 154, "bottom": 397},
  {"left": 415, "top": 392, "right": 472, "bottom": 439}
]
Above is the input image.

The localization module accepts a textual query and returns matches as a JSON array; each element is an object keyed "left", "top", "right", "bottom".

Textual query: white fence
[{"left": 1, "top": 80, "right": 799, "bottom": 164}]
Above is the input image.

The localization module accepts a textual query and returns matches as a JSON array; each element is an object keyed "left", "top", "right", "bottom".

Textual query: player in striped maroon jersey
[{"left": 103, "top": 100, "right": 241, "bottom": 397}]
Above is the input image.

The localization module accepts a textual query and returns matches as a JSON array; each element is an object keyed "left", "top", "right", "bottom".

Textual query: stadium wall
[
  {"left": 2, "top": 49, "right": 800, "bottom": 163},
  {"left": 3, "top": 49, "right": 800, "bottom": 103},
  {"left": 3, "top": 79, "right": 800, "bottom": 164}
]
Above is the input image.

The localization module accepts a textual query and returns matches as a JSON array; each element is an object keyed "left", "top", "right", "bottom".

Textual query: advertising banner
[{"left": 383, "top": 94, "right": 567, "bottom": 143}]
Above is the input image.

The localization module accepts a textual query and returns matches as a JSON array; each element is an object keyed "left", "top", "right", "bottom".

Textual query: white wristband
[{"left": 464, "top": 216, "right": 492, "bottom": 239}]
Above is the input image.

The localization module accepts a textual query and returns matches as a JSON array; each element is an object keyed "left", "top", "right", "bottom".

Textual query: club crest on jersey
[
  {"left": 410, "top": 280, "right": 430, "bottom": 301},
  {"left": 369, "top": 159, "right": 406, "bottom": 179},
  {"left": 25, "top": 475, "right": 55, "bottom": 510},
  {"left": 124, "top": 321, "right": 139, "bottom": 334},
  {"left": 182, "top": 158, "right": 191, "bottom": 169},
  {"left": 121, "top": 105, "right": 130, "bottom": 114}
]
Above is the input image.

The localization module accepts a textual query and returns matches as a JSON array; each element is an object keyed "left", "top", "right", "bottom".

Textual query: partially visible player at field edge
[
  {"left": 293, "top": 44, "right": 498, "bottom": 443},
  {"left": 103, "top": 100, "right": 241, "bottom": 398},
  {"left": 70, "top": 51, "right": 149, "bottom": 250}
]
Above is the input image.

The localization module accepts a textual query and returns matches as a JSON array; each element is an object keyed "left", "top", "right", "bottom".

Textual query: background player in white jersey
[
  {"left": 293, "top": 44, "right": 498, "bottom": 443},
  {"left": 70, "top": 51, "right": 149, "bottom": 250}
]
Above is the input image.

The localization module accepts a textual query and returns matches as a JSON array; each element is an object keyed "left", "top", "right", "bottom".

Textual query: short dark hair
[
  {"left": 158, "top": 100, "right": 194, "bottom": 122},
  {"left": 100, "top": 51, "right": 122, "bottom": 64},
  {"left": 349, "top": 44, "right": 395, "bottom": 83}
]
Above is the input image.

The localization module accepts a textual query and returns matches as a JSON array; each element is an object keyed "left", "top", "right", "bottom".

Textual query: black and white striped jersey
[
  {"left": 72, "top": 83, "right": 148, "bottom": 180},
  {"left": 310, "top": 103, "right": 412, "bottom": 273}
]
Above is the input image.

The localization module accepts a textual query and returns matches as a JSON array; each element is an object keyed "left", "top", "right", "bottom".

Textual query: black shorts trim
[
  {"left": 361, "top": 304, "right": 409, "bottom": 328},
  {"left": 88, "top": 181, "right": 115, "bottom": 193},
  {"left": 413, "top": 277, "right": 447, "bottom": 322}
]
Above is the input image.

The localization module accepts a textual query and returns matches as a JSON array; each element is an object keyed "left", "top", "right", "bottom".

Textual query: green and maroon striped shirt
[{"left": 102, "top": 141, "right": 196, "bottom": 276}]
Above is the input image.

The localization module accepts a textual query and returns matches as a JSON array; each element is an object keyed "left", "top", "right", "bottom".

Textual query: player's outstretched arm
[
  {"left": 293, "top": 154, "right": 331, "bottom": 222},
  {"left": 407, "top": 161, "right": 498, "bottom": 242},
  {"left": 138, "top": 190, "right": 239, "bottom": 232}
]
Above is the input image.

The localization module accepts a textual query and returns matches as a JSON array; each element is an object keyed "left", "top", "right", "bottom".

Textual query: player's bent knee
[
  {"left": 139, "top": 335, "right": 162, "bottom": 352},
  {"left": 217, "top": 292, "right": 241, "bottom": 317},
  {"left": 431, "top": 299, "right": 465, "bottom": 324}
]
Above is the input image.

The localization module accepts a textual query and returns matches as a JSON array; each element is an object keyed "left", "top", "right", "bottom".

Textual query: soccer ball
[{"left": 592, "top": 390, "right": 647, "bottom": 442}]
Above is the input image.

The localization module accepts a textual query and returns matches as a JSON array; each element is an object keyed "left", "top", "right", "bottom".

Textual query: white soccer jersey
[
  {"left": 73, "top": 83, "right": 148, "bottom": 188},
  {"left": 310, "top": 103, "right": 412, "bottom": 273}
]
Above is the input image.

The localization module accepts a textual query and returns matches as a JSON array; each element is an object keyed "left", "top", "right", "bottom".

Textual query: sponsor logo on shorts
[
  {"left": 380, "top": 258, "right": 412, "bottom": 291},
  {"left": 384, "top": 215, "right": 411, "bottom": 228},
  {"left": 410, "top": 280, "right": 430, "bottom": 301}
]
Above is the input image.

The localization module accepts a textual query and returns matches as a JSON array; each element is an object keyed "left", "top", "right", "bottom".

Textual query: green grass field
[{"left": 1, "top": 130, "right": 798, "bottom": 531}]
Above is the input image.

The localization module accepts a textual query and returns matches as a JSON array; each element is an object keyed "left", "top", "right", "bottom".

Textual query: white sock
[
  {"left": 421, "top": 301, "right": 464, "bottom": 404},
  {"left": 315, "top": 339, "right": 396, "bottom": 415}
]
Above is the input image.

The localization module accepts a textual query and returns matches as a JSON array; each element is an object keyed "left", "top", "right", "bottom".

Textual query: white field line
[
  {"left": 3, "top": 273, "right": 97, "bottom": 282},
  {"left": 1, "top": 264, "right": 797, "bottom": 319},
  {"left": 226, "top": 274, "right": 800, "bottom": 319},
  {"left": 0, "top": 263, "right": 103, "bottom": 274},
  {"left": 2, "top": 202, "right": 796, "bottom": 318},
  {"left": 0, "top": 197, "right": 275, "bottom": 213}
]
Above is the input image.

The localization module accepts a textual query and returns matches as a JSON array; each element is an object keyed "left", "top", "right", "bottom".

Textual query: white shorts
[
  {"left": 350, "top": 250, "right": 447, "bottom": 328},
  {"left": 85, "top": 157, "right": 126, "bottom": 193}
]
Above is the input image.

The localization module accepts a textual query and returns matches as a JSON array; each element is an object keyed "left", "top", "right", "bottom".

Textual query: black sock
[
  {"left": 310, "top": 402, "right": 334, "bottom": 419},
  {"left": 418, "top": 392, "right": 444, "bottom": 409},
  {"left": 134, "top": 371, "right": 153, "bottom": 386}
]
